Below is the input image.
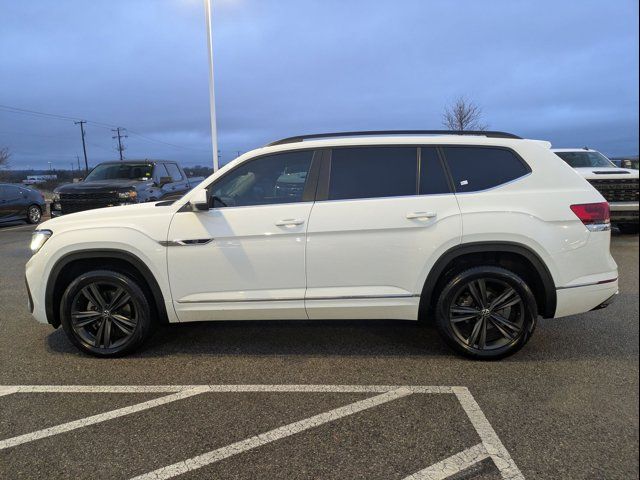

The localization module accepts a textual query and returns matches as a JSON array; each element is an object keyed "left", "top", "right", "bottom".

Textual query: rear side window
[
  {"left": 328, "top": 147, "right": 417, "bottom": 200},
  {"left": 442, "top": 147, "right": 530, "bottom": 193},
  {"left": 420, "top": 147, "right": 451, "bottom": 195}
]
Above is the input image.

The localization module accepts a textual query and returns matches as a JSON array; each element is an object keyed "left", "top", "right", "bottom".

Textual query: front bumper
[{"left": 25, "top": 276, "right": 34, "bottom": 314}]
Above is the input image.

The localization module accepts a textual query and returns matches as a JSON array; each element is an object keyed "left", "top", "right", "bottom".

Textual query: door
[
  {"left": 0, "top": 185, "right": 24, "bottom": 221},
  {"left": 167, "top": 149, "right": 320, "bottom": 322},
  {"left": 164, "top": 162, "right": 190, "bottom": 196},
  {"left": 305, "top": 146, "right": 462, "bottom": 320}
]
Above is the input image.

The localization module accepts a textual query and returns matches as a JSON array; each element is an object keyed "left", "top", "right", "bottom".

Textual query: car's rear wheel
[
  {"left": 60, "top": 270, "right": 153, "bottom": 357},
  {"left": 435, "top": 266, "right": 537, "bottom": 359},
  {"left": 26, "top": 204, "right": 42, "bottom": 224}
]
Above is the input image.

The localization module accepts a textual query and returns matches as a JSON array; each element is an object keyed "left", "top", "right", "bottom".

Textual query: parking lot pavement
[{"left": 1, "top": 226, "right": 638, "bottom": 479}]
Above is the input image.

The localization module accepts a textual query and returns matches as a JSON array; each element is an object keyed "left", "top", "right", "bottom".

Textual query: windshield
[
  {"left": 85, "top": 163, "right": 154, "bottom": 182},
  {"left": 555, "top": 151, "right": 615, "bottom": 169}
]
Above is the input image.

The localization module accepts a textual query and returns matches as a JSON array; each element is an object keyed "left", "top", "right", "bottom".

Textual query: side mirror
[
  {"left": 190, "top": 189, "right": 209, "bottom": 211},
  {"left": 158, "top": 176, "right": 172, "bottom": 187}
]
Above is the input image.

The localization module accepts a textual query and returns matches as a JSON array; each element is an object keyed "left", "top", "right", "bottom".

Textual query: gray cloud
[{"left": 1, "top": 0, "right": 637, "bottom": 169}]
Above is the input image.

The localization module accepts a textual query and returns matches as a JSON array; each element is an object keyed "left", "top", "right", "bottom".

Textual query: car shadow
[
  {"left": 46, "top": 319, "right": 454, "bottom": 358},
  {"left": 0, "top": 220, "right": 28, "bottom": 229}
]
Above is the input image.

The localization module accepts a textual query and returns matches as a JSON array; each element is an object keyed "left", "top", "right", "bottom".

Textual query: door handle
[
  {"left": 406, "top": 211, "right": 437, "bottom": 219},
  {"left": 275, "top": 218, "right": 305, "bottom": 226}
]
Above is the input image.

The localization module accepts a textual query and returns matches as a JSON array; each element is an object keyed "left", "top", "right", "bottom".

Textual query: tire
[
  {"left": 26, "top": 204, "right": 42, "bottom": 224},
  {"left": 618, "top": 223, "right": 639, "bottom": 234},
  {"left": 434, "top": 266, "right": 537, "bottom": 360},
  {"left": 60, "top": 270, "right": 153, "bottom": 357}
]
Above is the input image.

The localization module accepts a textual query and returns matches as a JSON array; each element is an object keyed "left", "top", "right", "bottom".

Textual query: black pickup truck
[{"left": 51, "top": 160, "right": 204, "bottom": 216}]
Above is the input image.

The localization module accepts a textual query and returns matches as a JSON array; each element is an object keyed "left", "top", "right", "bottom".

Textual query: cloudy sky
[{"left": 1, "top": 0, "right": 638, "bottom": 170}]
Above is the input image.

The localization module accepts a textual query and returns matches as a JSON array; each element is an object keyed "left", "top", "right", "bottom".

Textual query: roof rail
[{"left": 265, "top": 130, "right": 522, "bottom": 147}]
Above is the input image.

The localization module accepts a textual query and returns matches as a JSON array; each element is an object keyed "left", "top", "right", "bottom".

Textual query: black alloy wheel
[
  {"left": 27, "top": 205, "right": 42, "bottom": 224},
  {"left": 435, "top": 266, "right": 537, "bottom": 359},
  {"left": 60, "top": 270, "right": 153, "bottom": 356}
]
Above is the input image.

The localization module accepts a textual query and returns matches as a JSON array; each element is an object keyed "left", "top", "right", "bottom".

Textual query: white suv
[{"left": 25, "top": 131, "right": 619, "bottom": 359}]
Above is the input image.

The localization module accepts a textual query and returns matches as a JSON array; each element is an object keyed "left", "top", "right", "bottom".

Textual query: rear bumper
[
  {"left": 590, "top": 290, "right": 618, "bottom": 311},
  {"left": 554, "top": 278, "right": 619, "bottom": 318}
]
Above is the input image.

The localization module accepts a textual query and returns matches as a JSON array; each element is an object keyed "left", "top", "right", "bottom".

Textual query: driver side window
[{"left": 210, "top": 151, "right": 314, "bottom": 208}]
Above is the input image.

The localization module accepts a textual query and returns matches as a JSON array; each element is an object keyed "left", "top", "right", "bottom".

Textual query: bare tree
[
  {"left": 0, "top": 147, "right": 10, "bottom": 180},
  {"left": 442, "top": 97, "right": 487, "bottom": 131}
]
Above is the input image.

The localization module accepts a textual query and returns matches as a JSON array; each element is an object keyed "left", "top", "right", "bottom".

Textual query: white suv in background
[
  {"left": 553, "top": 148, "right": 639, "bottom": 234},
  {"left": 26, "top": 131, "right": 619, "bottom": 359}
]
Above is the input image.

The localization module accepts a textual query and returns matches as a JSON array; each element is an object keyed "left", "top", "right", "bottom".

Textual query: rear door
[{"left": 305, "top": 146, "right": 462, "bottom": 320}]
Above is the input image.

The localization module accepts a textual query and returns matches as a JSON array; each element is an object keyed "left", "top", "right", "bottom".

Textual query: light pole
[{"left": 203, "top": 0, "right": 219, "bottom": 171}]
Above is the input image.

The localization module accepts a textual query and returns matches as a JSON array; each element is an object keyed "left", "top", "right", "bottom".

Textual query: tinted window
[
  {"left": 211, "top": 150, "right": 313, "bottom": 207},
  {"left": 165, "top": 163, "right": 183, "bottom": 181},
  {"left": 328, "top": 147, "right": 417, "bottom": 200},
  {"left": 420, "top": 147, "right": 451, "bottom": 195},
  {"left": 85, "top": 163, "right": 154, "bottom": 181},
  {"left": 443, "top": 147, "right": 529, "bottom": 192},
  {"left": 555, "top": 151, "right": 614, "bottom": 168},
  {"left": 3, "top": 185, "right": 20, "bottom": 198}
]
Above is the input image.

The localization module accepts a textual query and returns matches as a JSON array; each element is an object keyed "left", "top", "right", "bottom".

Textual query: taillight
[{"left": 570, "top": 202, "right": 610, "bottom": 231}]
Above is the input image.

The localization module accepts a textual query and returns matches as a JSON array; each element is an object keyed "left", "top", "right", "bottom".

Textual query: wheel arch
[
  {"left": 420, "top": 242, "right": 557, "bottom": 320},
  {"left": 45, "top": 249, "right": 168, "bottom": 328}
]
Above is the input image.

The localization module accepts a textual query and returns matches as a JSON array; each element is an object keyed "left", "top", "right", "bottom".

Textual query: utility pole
[
  {"left": 111, "top": 127, "right": 128, "bottom": 161},
  {"left": 74, "top": 120, "right": 89, "bottom": 174},
  {"left": 76, "top": 155, "right": 81, "bottom": 172}
]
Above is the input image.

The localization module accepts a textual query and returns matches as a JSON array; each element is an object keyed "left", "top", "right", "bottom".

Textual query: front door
[{"left": 167, "top": 150, "right": 319, "bottom": 322}]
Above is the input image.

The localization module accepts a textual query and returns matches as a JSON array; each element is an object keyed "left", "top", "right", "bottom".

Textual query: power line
[{"left": 1, "top": 103, "right": 209, "bottom": 152}]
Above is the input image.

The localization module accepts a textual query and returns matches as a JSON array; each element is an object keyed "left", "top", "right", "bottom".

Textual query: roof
[
  {"left": 265, "top": 130, "right": 521, "bottom": 147},
  {"left": 95, "top": 159, "right": 177, "bottom": 165},
  {"left": 551, "top": 148, "right": 598, "bottom": 153}
]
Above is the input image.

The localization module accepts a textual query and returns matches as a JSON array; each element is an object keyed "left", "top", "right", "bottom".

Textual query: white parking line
[
  {"left": 0, "top": 386, "right": 209, "bottom": 450},
  {"left": 402, "top": 443, "right": 489, "bottom": 480},
  {"left": 130, "top": 388, "right": 413, "bottom": 480},
  {"left": 4, "top": 384, "right": 453, "bottom": 394},
  {"left": 0, "top": 386, "right": 19, "bottom": 397},
  {"left": 0, "top": 385, "right": 524, "bottom": 479},
  {"left": 453, "top": 387, "right": 524, "bottom": 479}
]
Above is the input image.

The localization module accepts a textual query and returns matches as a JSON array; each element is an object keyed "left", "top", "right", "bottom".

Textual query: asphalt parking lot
[{"left": 0, "top": 222, "right": 638, "bottom": 479}]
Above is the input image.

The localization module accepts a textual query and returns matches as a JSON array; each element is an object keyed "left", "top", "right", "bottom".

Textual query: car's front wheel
[
  {"left": 60, "top": 270, "right": 153, "bottom": 357},
  {"left": 435, "top": 266, "right": 537, "bottom": 360}
]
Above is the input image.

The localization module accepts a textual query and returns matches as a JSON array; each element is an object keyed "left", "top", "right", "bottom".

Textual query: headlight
[
  {"left": 30, "top": 229, "right": 52, "bottom": 254},
  {"left": 118, "top": 190, "right": 137, "bottom": 201}
]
